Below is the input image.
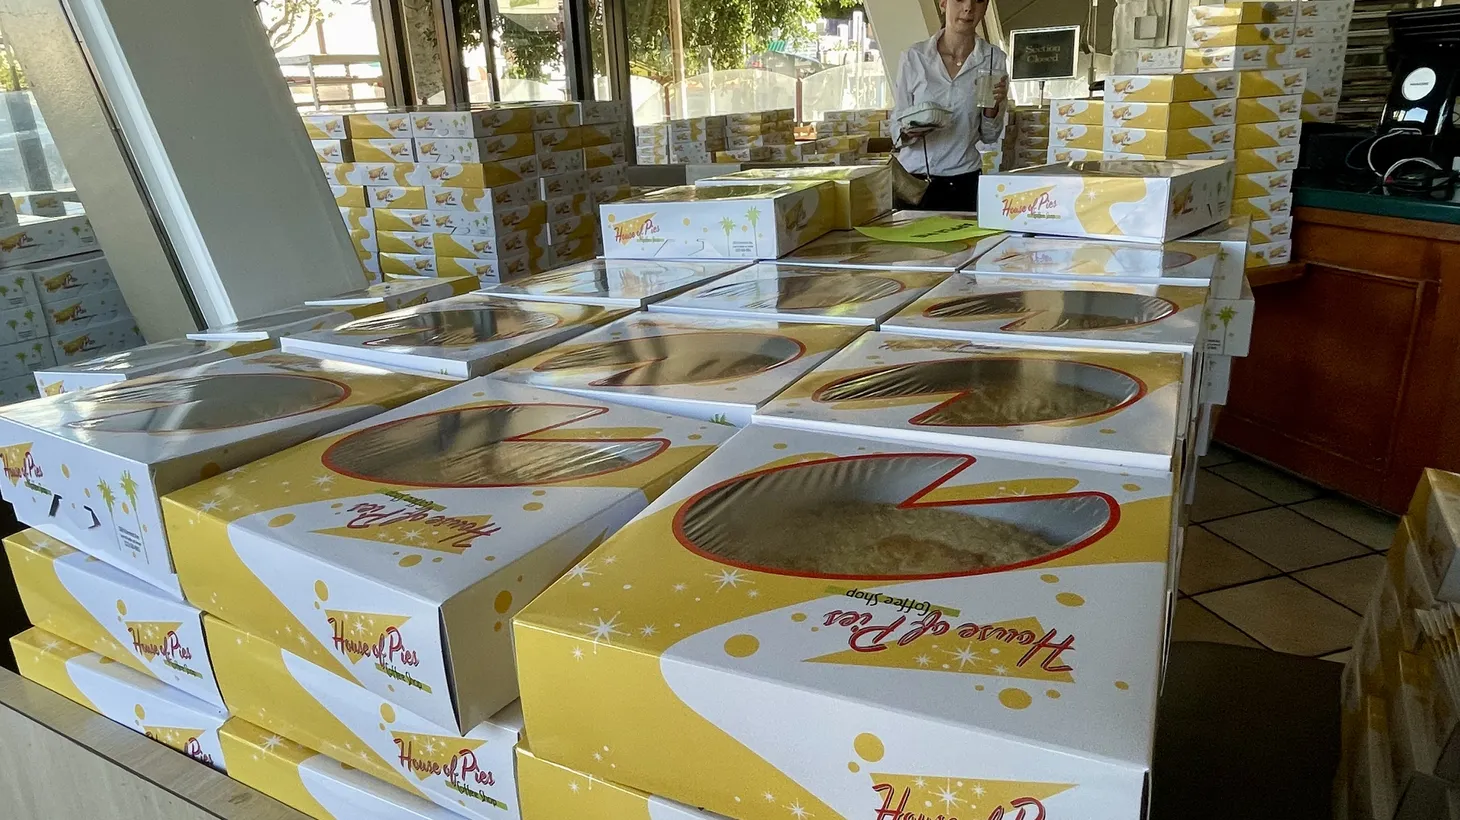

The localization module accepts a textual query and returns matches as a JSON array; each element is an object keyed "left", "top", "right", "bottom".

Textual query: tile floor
[{"left": 1174, "top": 444, "right": 1399, "bottom": 664}]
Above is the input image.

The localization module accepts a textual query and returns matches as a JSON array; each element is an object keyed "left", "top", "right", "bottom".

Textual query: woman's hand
[{"left": 983, "top": 76, "right": 1009, "bottom": 117}]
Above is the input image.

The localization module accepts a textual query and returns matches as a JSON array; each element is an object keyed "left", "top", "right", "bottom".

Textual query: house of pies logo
[
  {"left": 323, "top": 606, "right": 430, "bottom": 694},
  {"left": 391, "top": 729, "right": 505, "bottom": 808},
  {"left": 998, "top": 186, "right": 1058, "bottom": 219},
  {"left": 143, "top": 723, "right": 213, "bottom": 767},
  {"left": 0, "top": 442, "right": 41, "bottom": 487},
  {"left": 608, "top": 212, "right": 659, "bottom": 245},
  {"left": 868, "top": 771, "right": 1071, "bottom": 820},
  {"left": 125, "top": 619, "right": 204, "bottom": 679}
]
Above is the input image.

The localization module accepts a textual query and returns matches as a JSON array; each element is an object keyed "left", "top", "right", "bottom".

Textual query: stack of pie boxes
[
  {"left": 1048, "top": 98, "right": 1104, "bottom": 163},
  {"left": 1333, "top": 468, "right": 1460, "bottom": 820},
  {"left": 0, "top": 208, "right": 143, "bottom": 406},
  {"left": 1007, "top": 104, "right": 1053, "bottom": 167},
  {"left": 304, "top": 100, "right": 632, "bottom": 287},
  {"left": 800, "top": 108, "right": 891, "bottom": 165}
]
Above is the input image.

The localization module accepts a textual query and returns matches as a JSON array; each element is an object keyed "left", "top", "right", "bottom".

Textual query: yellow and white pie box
[
  {"left": 1237, "top": 95, "right": 1303, "bottom": 123},
  {"left": 0, "top": 352, "right": 445, "bottom": 595},
  {"left": 347, "top": 112, "right": 414, "bottom": 139},
  {"left": 1232, "top": 145, "right": 1300, "bottom": 173},
  {"left": 516, "top": 744, "right": 727, "bottom": 820},
  {"left": 1409, "top": 468, "right": 1460, "bottom": 602},
  {"left": 31, "top": 338, "right": 272, "bottom": 396},
  {"left": 976, "top": 160, "right": 1233, "bottom": 242},
  {"left": 513, "top": 424, "right": 1174, "bottom": 820},
  {"left": 420, "top": 157, "right": 540, "bottom": 188},
  {"left": 5, "top": 528, "right": 224, "bottom": 707},
  {"left": 971, "top": 235, "right": 1221, "bottom": 286},
  {"left": 1297, "top": 0, "right": 1352, "bottom": 22},
  {"left": 883, "top": 274, "right": 1208, "bottom": 358},
  {"left": 414, "top": 135, "right": 536, "bottom": 164},
  {"left": 1248, "top": 216, "right": 1292, "bottom": 244},
  {"left": 1234, "top": 120, "right": 1302, "bottom": 149},
  {"left": 601, "top": 182, "right": 835, "bottom": 261},
  {"left": 757, "top": 331, "right": 1185, "bottom": 470},
  {"left": 1238, "top": 67, "right": 1308, "bottom": 97},
  {"left": 1049, "top": 124, "right": 1105, "bottom": 151},
  {"left": 492, "top": 313, "right": 863, "bottom": 426},
  {"left": 280, "top": 295, "right": 629, "bottom": 379},
  {"left": 1246, "top": 239, "right": 1291, "bottom": 267},
  {"left": 187, "top": 304, "right": 384, "bottom": 343},
  {"left": 1050, "top": 99, "right": 1105, "bottom": 127},
  {"left": 304, "top": 275, "right": 477, "bottom": 311},
  {"left": 378, "top": 230, "right": 436, "bottom": 256},
  {"left": 1184, "top": 45, "right": 1289, "bottom": 71},
  {"left": 781, "top": 220, "right": 1008, "bottom": 273},
  {"left": 1105, "top": 72, "right": 1237, "bottom": 103},
  {"left": 411, "top": 106, "right": 538, "bottom": 139},
  {"left": 1231, "top": 194, "right": 1292, "bottom": 221},
  {"left": 1202, "top": 278, "right": 1255, "bottom": 356},
  {"left": 204, "top": 615, "right": 522, "bottom": 820},
  {"left": 302, "top": 113, "right": 348, "bottom": 140},
  {"left": 222, "top": 717, "right": 466, "bottom": 820},
  {"left": 649, "top": 263, "right": 945, "bottom": 327},
  {"left": 380, "top": 252, "right": 438, "bottom": 278},
  {"left": 1104, "top": 100, "right": 1237, "bottom": 130},
  {"left": 1189, "top": 1, "right": 1297, "bottom": 25},
  {"left": 353, "top": 139, "right": 416, "bottom": 163},
  {"left": 1048, "top": 147, "right": 1108, "bottom": 163},
  {"left": 163, "top": 378, "right": 729, "bottom": 732},
  {"left": 693, "top": 167, "right": 892, "bottom": 230},
  {"left": 1104, "top": 125, "right": 1235, "bottom": 156},
  {"left": 12, "top": 627, "right": 230, "bottom": 771},
  {"left": 1185, "top": 23, "right": 1295, "bottom": 48},
  {"left": 481, "top": 259, "right": 746, "bottom": 309}
]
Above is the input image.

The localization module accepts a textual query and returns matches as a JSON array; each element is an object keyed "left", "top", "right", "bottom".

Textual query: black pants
[{"left": 917, "top": 170, "right": 981, "bottom": 212}]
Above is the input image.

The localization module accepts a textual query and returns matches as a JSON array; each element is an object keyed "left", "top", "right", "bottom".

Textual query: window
[{"left": 259, "top": 0, "right": 389, "bottom": 109}]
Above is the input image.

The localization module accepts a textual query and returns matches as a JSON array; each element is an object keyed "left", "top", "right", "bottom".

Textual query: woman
[{"left": 892, "top": 0, "right": 1009, "bottom": 212}]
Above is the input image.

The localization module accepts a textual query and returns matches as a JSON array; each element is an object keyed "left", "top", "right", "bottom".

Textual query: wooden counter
[{"left": 1218, "top": 202, "right": 1460, "bottom": 512}]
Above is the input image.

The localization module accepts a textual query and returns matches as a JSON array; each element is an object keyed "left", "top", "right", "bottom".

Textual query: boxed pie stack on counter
[
  {"left": 0, "top": 351, "right": 450, "bottom": 782},
  {"left": 804, "top": 109, "right": 892, "bottom": 165},
  {"left": 1294, "top": 0, "right": 1355, "bottom": 123},
  {"left": 0, "top": 215, "right": 143, "bottom": 404},
  {"left": 599, "top": 181, "right": 837, "bottom": 261},
  {"left": 693, "top": 166, "right": 894, "bottom": 230},
  {"left": 306, "top": 100, "right": 632, "bottom": 286},
  {"left": 635, "top": 115, "right": 728, "bottom": 165},
  {"left": 1008, "top": 104, "right": 1057, "bottom": 167},
  {"left": 1333, "top": 468, "right": 1460, "bottom": 820},
  {"left": 1048, "top": 98, "right": 1104, "bottom": 163},
  {"left": 156, "top": 376, "right": 734, "bottom": 819}
]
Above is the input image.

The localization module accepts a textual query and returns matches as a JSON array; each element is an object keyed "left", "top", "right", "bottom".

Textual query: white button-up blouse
[{"left": 892, "top": 31, "right": 1007, "bottom": 177}]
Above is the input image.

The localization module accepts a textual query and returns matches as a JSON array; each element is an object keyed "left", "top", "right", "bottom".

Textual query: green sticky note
[{"left": 854, "top": 216, "right": 1005, "bottom": 243}]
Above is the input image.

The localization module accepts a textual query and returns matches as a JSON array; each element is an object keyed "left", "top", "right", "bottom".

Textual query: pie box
[
  {"left": 203, "top": 615, "right": 523, "bottom": 820},
  {"left": 1050, "top": 99, "right": 1104, "bottom": 127},
  {"left": 1238, "top": 67, "right": 1308, "bottom": 97},
  {"left": 492, "top": 313, "right": 865, "bottom": 425},
  {"left": 1248, "top": 216, "right": 1293, "bottom": 244},
  {"left": 381, "top": 252, "right": 438, "bottom": 278},
  {"left": 353, "top": 139, "right": 416, "bottom": 163},
  {"left": 1185, "top": 23, "right": 1295, "bottom": 48},
  {"left": 161, "top": 376, "right": 729, "bottom": 731},
  {"left": 647, "top": 263, "right": 945, "bottom": 328},
  {"left": 1233, "top": 169, "right": 1294, "bottom": 198},
  {"left": 187, "top": 304, "right": 385, "bottom": 342},
  {"left": 1105, "top": 72, "right": 1237, "bottom": 103},
  {"left": 302, "top": 113, "right": 348, "bottom": 140},
  {"left": 1409, "top": 468, "right": 1460, "bottom": 602},
  {"left": 1184, "top": 45, "right": 1289, "bottom": 71},
  {"left": 0, "top": 352, "right": 446, "bottom": 596},
  {"left": 313, "top": 140, "right": 350, "bottom": 164},
  {"left": 221, "top": 718, "right": 469, "bottom": 820},
  {"left": 1231, "top": 193, "right": 1291, "bottom": 221},
  {"left": 0, "top": 340, "right": 54, "bottom": 384},
  {"left": 4, "top": 528, "right": 224, "bottom": 706},
  {"left": 516, "top": 744, "right": 726, "bottom": 820},
  {"left": 481, "top": 259, "right": 745, "bottom": 309},
  {"left": 332, "top": 184, "right": 366, "bottom": 208},
  {"left": 12, "top": 627, "right": 230, "bottom": 772},
  {"left": 1182, "top": 216, "right": 1249, "bottom": 300},
  {"left": 0, "top": 266, "right": 40, "bottom": 308},
  {"left": 1190, "top": 1, "right": 1296, "bottom": 25},
  {"left": 1104, "top": 100, "right": 1237, "bottom": 130},
  {"left": 30, "top": 338, "right": 273, "bottom": 396},
  {"left": 368, "top": 185, "right": 427, "bottom": 210},
  {"left": 373, "top": 208, "right": 431, "bottom": 233},
  {"left": 414, "top": 135, "right": 536, "bottom": 164},
  {"left": 512, "top": 424, "right": 1174, "bottom": 820},
  {"left": 411, "top": 107, "right": 538, "bottom": 139},
  {"left": 1047, "top": 147, "right": 1107, "bottom": 163},
  {"left": 1048, "top": 124, "right": 1104, "bottom": 150},
  {"left": 692, "top": 166, "right": 892, "bottom": 230},
  {"left": 280, "top": 294, "right": 629, "bottom": 379},
  {"left": 1245, "top": 239, "right": 1291, "bottom": 267},
  {"left": 881, "top": 273, "right": 1208, "bottom": 359},
  {"left": 976, "top": 159, "right": 1233, "bottom": 243},
  {"left": 1103, "top": 125, "right": 1234, "bottom": 156},
  {"left": 970, "top": 235, "right": 1221, "bottom": 286},
  {"left": 756, "top": 330, "right": 1185, "bottom": 470},
  {"left": 304, "top": 275, "right": 477, "bottom": 311},
  {"left": 347, "top": 112, "right": 414, "bottom": 139},
  {"left": 599, "top": 182, "right": 835, "bottom": 261},
  {"left": 421, "top": 157, "right": 540, "bottom": 188},
  {"left": 780, "top": 211, "right": 1009, "bottom": 273},
  {"left": 1236, "top": 95, "right": 1303, "bottom": 123}
]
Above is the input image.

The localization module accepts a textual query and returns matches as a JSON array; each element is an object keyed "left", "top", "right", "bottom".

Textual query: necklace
[{"left": 940, "top": 41, "right": 973, "bottom": 68}]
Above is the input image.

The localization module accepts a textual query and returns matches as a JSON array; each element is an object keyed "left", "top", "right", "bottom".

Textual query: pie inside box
[
  {"left": 479, "top": 258, "right": 748, "bottom": 308},
  {"left": 649, "top": 262, "right": 947, "bottom": 326},
  {"left": 514, "top": 425, "right": 1173, "bottom": 820}
]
